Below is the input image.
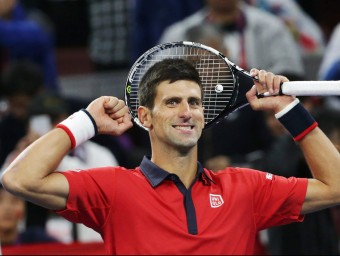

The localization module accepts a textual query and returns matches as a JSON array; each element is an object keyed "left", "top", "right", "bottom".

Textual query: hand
[
  {"left": 245, "top": 68, "right": 296, "bottom": 113},
  {"left": 86, "top": 96, "right": 133, "bottom": 136}
]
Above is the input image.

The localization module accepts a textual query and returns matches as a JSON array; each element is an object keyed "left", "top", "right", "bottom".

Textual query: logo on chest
[{"left": 209, "top": 194, "right": 224, "bottom": 208}]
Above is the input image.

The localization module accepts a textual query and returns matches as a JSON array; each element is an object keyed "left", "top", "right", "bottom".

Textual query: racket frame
[{"left": 125, "top": 41, "right": 250, "bottom": 130}]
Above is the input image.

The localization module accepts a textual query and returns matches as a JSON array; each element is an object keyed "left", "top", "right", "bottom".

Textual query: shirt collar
[{"left": 139, "top": 156, "right": 213, "bottom": 188}]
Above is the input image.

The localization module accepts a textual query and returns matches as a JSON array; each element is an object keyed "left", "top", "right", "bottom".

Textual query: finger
[
  {"left": 250, "top": 68, "right": 266, "bottom": 94},
  {"left": 255, "top": 70, "right": 268, "bottom": 94},
  {"left": 250, "top": 68, "right": 259, "bottom": 78},
  {"left": 103, "top": 96, "right": 120, "bottom": 110},
  {"left": 112, "top": 100, "right": 126, "bottom": 113},
  {"left": 273, "top": 75, "right": 282, "bottom": 94},
  {"left": 115, "top": 112, "right": 133, "bottom": 135},
  {"left": 109, "top": 105, "right": 130, "bottom": 120},
  {"left": 106, "top": 99, "right": 125, "bottom": 114},
  {"left": 257, "top": 69, "right": 267, "bottom": 83},
  {"left": 265, "top": 72, "right": 275, "bottom": 95},
  {"left": 123, "top": 112, "right": 133, "bottom": 126},
  {"left": 273, "top": 75, "right": 289, "bottom": 94},
  {"left": 245, "top": 84, "right": 260, "bottom": 109}
]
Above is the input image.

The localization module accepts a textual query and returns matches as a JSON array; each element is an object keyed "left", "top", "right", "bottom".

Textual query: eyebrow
[{"left": 163, "top": 96, "right": 202, "bottom": 102}]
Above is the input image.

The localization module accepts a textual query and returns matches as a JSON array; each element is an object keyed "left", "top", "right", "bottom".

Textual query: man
[
  {"left": 2, "top": 59, "right": 340, "bottom": 254},
  {"left": 159, "top": 0, "right": 305, "bottom": 77},
  {"left": 0, "top": 0, "right": 59, "bottom": 91},
  {"left": 160, "top": 0, "right": 305, "bottom": 166}
]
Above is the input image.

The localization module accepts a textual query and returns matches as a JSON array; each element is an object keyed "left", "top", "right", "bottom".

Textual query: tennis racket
[{"left": 125, "top": 41, "right": 340, "bottom": 130}]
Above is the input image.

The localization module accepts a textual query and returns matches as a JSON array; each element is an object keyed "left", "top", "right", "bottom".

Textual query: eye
[
  {"left": 189, "top": 98, "right": 202, "bottom": 107},
  {"left": 166, "top": 98, "right": 179, "bottom": 107}
]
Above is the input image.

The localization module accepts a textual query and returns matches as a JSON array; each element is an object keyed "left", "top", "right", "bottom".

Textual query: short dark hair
[
  {"left": 0, "top": 60, "right": 44, "bottom": 97},
  {"left": 138, "top": 58, "right": 202, "bottom": 109},
  {"left": 28, "top": 92, "right": 70, "bottom": 123}
]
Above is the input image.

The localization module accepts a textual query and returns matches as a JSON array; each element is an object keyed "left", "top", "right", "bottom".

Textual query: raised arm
[
  {"left": 246, "top": 69, "right": 340, "bottom": 214},
  {"left": 1, "top": 96, "right": 132, "bottom": 210}
]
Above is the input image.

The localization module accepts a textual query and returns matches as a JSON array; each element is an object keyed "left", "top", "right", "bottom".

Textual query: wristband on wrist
[
  {"left": 275, "top": 98, "right": 318, "bottom": 141},
  {"left": 56, "top": 109, "right": 98, "bottom": 149}
]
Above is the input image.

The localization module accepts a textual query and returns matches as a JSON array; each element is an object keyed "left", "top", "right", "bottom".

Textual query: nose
[{"left": 178, "top": 102, "right": 192, "bottom": 118}]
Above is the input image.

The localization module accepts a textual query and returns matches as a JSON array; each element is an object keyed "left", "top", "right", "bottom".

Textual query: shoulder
[
  {"left": 330, "top": 23, "right": 340, "bottom": 42},
  {"left": 207, "top": 166, "right": 268, "bottom": 184},
  {"left": 243, "top": 3, "right": 286, "bottom": 30},
  {"left": 60, "top": 166, "right": 144, "bottom": 185},
  {"left": 206, "top": 167, "right": 308, "bottom": 207},
  {"left": 207, "top": 166, "right": 306, "bottom": 188},
  {"left": 208, "top": 166, "right": 265, "bottom": 176},
  {"left": 60, "top": 166, "right": 132, "bottom": 178}
]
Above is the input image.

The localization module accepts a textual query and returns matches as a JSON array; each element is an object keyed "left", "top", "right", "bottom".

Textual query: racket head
[{"left": 125, "top": 41, "right": 239, "bottom": 130}]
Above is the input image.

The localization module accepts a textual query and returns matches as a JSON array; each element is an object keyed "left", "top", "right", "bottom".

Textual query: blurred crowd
[{"left": 1, "top": 0, "right": 340, "bottom": 255}]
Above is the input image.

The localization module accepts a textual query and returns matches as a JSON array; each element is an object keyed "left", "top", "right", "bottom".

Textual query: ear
[
  {"left": 202, "top": 106, "right": 205, "bottom": 129},
  {"left": 138, "top": 106, "right": 152, "bottom": 128}
]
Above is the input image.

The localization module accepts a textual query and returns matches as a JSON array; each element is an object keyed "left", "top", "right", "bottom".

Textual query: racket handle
[
  {"left": 282, "top": 81, "right": 340, "bottom": 96},
  {"left": 260, "top": 81, "right": 340, "bottom": 96}
]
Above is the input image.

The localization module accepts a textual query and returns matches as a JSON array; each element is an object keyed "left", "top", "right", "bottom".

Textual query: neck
[
  {"left": 207, "top": 5, "right": 239, "bottom": 25},
  {"left": 151, "top": 145, "right": 198, "bottom": 189}
]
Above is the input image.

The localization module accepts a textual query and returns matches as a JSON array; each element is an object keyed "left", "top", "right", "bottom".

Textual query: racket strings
[
  {"left": 127, "top": 44, "right": 235, "bottom": 125},
  {"left": 197, "top": 50, "right": 234, "bottom": 121}
]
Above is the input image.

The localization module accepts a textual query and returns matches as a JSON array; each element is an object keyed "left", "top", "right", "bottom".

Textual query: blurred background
[
  {"left": 1, "top": 0, "right": 340, "bottom": 255},
  {"left": 16, "top": 0, "right": 340, "bottom": 98}
]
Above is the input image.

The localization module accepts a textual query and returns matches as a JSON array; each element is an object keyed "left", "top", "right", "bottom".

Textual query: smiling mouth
[{"left": 173, "top": 125, "right": 194, "bottom": 130}]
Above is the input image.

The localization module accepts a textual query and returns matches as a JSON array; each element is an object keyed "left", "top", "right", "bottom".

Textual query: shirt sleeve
[
  {"left": 240, "top": 168, "right": 308, "bottom": 230},
  {"left": 54, "top": 167, "right": 117, "bottom": 232}
]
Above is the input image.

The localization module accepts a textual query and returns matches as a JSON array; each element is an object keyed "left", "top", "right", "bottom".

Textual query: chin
[{"left": 174, "top": 139, "right": 198, "bottom": 150}]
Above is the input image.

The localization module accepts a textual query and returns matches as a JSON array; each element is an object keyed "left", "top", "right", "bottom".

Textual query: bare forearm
[
  {"left": 245, "top": 69, "right": 340, "bottom": 213},
  {"left": 299, "top": 127, "right": 340, "bottom": 213},
  {"left": 1, "top": 96, "right": 132, "bottom": 210},
  {"left": 300, "top": 127, "right": 340, "bottom": 186},
  {"left": 1, "top": 128, "right": 71, "bottom": 196}
]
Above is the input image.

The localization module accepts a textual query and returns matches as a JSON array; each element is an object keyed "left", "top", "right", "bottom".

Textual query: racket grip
[{"left": 281, "top": 81, "right": 340, "bottom": 96}]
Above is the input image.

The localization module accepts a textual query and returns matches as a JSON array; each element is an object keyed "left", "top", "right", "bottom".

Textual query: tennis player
[{"left": 2, "top": 59, "right": 340, "bottom": 254}]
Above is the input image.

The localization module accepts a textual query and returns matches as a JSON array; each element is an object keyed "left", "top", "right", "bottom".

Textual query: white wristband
[
  {"left": 274, "top": 98, "right": 300, "bottom": 119},
  {"left": 56, "top": 109, "right": 97, "bottom": 149}
]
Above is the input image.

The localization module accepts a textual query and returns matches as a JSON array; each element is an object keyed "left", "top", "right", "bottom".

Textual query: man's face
[
  {"left": 148, "top": 80, "right": 204, "bottom": 151},
  {"left": 0, "top": 188, "right": 25, "bottom": 232},
  {"left": 206, "top": 0, "right": 239, "bottom": 13}
]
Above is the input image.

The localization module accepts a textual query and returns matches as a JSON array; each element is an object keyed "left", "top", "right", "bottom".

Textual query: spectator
[
  {"left": 319, "top": 23, "right": 340, "bottom": 81},
  {"left": 318, "top": 23, "right": 340, "bottom": 111},
  {"left": 0, "top": 184, "right": 59, "bottom": 246},
  {"left": 0, "top": 60, "right": 44, "bottom": 167},
  {"left": 0, "top": 0, "right": 58, "bottom": 91},
  {"left": 159, "top": 0, "right": 305, "bottom": 77},
  {"left": 131, "top": 0, "right": 204, "bottom": 63},
  {"left": 0, "top": 60, "right": 50, "bottom": 239},
  {"left": 245, "top": 0, "right": 325, "bottom": 56}
]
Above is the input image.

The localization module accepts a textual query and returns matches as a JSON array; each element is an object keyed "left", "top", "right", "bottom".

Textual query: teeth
[{"left": 174, "top": 126, "right": 191, "bottom": 130}]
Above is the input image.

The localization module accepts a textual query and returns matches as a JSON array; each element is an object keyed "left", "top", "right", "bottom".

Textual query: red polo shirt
[{"left": 56, "top": 156, "right": 307, "bottom": 254}]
